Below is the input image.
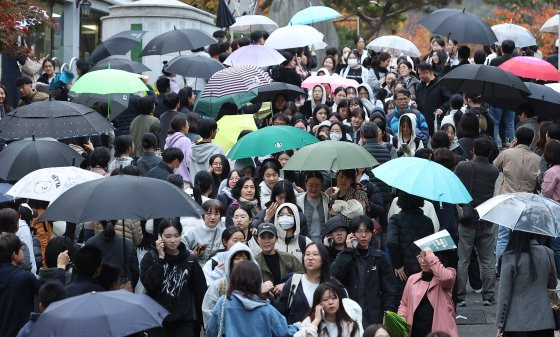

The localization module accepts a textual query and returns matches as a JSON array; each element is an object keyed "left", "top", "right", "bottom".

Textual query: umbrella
[
  {"left": 283, "top": 140, "right": 378, "bottom": 171},
  {"left": 0, "top": 138, "right": 84, "bottom": 182},
  {"left": 366, "top": 35, "right": 421, "bottom": 57},
  {"left": 6, "top": 167, "right": 103, "bottom": 202},
  {"left": 230, "top": 15, "right": 278, "bottom": 33},
  {"left": 498, "top": 56, "right": 560, "bottom": 82},
  {"left": 223, "top": 45, "right": 286, "bottom": 67},
  {"left": 194, "top": 90, "right": 259, "bottom": 118},
  {"left": 0, "top": 183, "right": 15, "bottom": 204},
  {"left": 141, "top": 29, "right": 217, "bottom": 56},
  {"left": 371, "top": 157, "right": 472, "bottom": 204},
  {"left": 214, "top": 114, "right": 257, "bottom": 152},
  {"left": 163, "top": 55, "right": 224, "bottom": 79},
  {"left": 227, "top": 126, "right": 319, "bottom": 160},
  {"left": 89, "top": 30, "right": 146, "bottom": 64},
  {"left": 486, "top": 82, "right": 560, "bottom": 117},
  {"left": 216, "top": 0, "right": 235, "bottom": 28},
  {"left": 541, "top": 14, "right": 559, "bottom": 33},
  {"left": 438, "top": 64, "right": 530, "bottom": 100},
  {"left": 384, "top": 311, "right": 409, "bottom": 337},
  {"left": 28, "top": 290, "right": 168, "bottom": 337},
  {"left": 546, "top": 83, "right": 560, "bottom": 93},
  {"left": 301, "top": 75, "right": 359, "bottom": 93},
  {"left": 264, "top": 25, "right": 324, "bottom": 50},
  {"left": 70, "top": 93, "right": 130, "bottom": 121},
  {"left": 91, "top": 55, "right": 151, "bottom": 74},
  {"left": 39, "top": 175, "right": 203, "bottom": 223},
  {"left": 252, "top": 82, "right": 306, "bottom": 103},
  {"left": 476, "top": 192, "right": 560, "bottom": 237},
  {"left": 0, "top": 101, "right": 114, "bottom": 141},
  {"left": 418, "top": 8, "right": 498, "bottom": 45},
  {"left": 491, "top": 23, "right": 537, "bottom": 48},
  {"left": 289, "top": 6, "right": 341, "bottom": 25}
]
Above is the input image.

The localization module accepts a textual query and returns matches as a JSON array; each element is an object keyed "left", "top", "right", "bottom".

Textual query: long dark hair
[
  {"left": 503, "top": 230, "right": 539, "bottom": 280},
  {"left": 304, "top": 242, "right": 331, "bottom": 283},
  {"left": 308, "top": 282, "right": 359, "bottom": 337},
  {"left": 227, "top": 260, "right": 263, "bottom": 299},
  {"left": 231, "top": 176, "right": 259, "bottom": 202},
  {"left": 270, "top": 180, "right": 297, "bottom": 205},
  {"left": 209, "top": 154, "right": 230, "bottom": 185},
  {"left": 168, "top": 115, "right": 188, "bottom": 135},
  {"left": 178, "top": 86, "right": 194, "bottom": 111},
  {"left": 193, "top": 171, "right": 214, "bottom": 205},
  {"left": 0, "top": 84, "right": 12, "bottom": 112}
]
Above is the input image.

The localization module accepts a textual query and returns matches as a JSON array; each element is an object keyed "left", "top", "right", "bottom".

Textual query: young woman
[
  {"left": 368, "top": 52, "right": 391, "bottom": 91},
  {"left": 322, "top": 56, "right": 336, "bottom": 75},
  {"left": 225, "top": 176, "right": 261, "bottom": 227},
  {"left": 345, "top": 87, "right": 357, "bottom": 100},
  {"left": 310, "top": 104, "right": 331, "bottom": 134},
  {"left": 202, "top": 226, "right": 245, "bottom": 284},
  {"left": 302, "top": 85, "right": 327, "bottom": 119},
  {"left": 37, "top": 58, "right": 57, "bottom": 85},
  {"left": 340, "top": 50, "right": 369, "bottom": 84},
  {"left": 230, "top": 203, "right": 256, "bottom": 246},
  {"left": 141, "top": 219, "right": 206, "bottom": 337},
  {"left": 178, "top": 86, "right": 195, "bottom": 113},
  {"left": 217, "top": 169, "right": 241, "bottom": 211},
  {"left": 357, "top": 83, "right": 383, "bottom": 116},
  {"left": 107, "top": 135, "right": 134, "bottom": 173},
  {"left": 329, "top": 121, "right": 350, "bottom": 142},
  {"left": 331, "top": 87, "right": 346, "bottom": 112},
  {"left": 326, "top": 170, "right": 368, "bottom": 223},
  {"left": 295, "top": 282, "right": 362, "bottom": 337},
  {"left": 182, "top": 200, "right": 226, "bottom": 266},
  {"left": 208, "top": 154, "right": 230, "bottom": 199},
  {"left": 0, "top": 84, "right": 12, "bottom": 118},
  {"left": 349, "top": 107, "right": 366, "bottom": 143},
  {"left": 397, "top": 61, "right": 420, "bottom": 100},
  {"left": 259, "top": 160, "right": 282, "bottom": 209},
  {"left": 192, "top": 171, "right": 214, "bottom": 206},
  {"left": 431, "top": 50, "right": 449, "bottom": 76},
  {"left": 165, "top": 115, "right": 192, "bottom": 183},
  {"left": 293, "top": 118, "right": 308, "bottom": 132},
  {"left": 362, "top": 324, "right": 393, "bottom": 337},
  {"left": 396, "top": 113, "right": 423, "bottom": 157},
  {"left": 297, "top": 171, "right": 330, "bottom": 244}
]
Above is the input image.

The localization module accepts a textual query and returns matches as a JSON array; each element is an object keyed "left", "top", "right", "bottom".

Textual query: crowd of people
[{"left": 0, "top": 25, "right": 560, "bottom": 337}]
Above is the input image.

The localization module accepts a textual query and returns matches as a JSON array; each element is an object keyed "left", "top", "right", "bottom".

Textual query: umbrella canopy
[
  {"left": 214, "top": 114, "right": 257, "bottom": 152},
  {"left": 91, "top": 55, "right": 151, "bottom": 74},
  {"left": 71, "top": 69, "right": 148, "bottom": 95},
  {"left": 70, "top": 93, "right": 130, "bottom": 121},
  {"left": 491, "top": 23, "right": 537, "bottom": 48},
  {"left": 227, "top": 126, "right": 319, "bottom": 160},
  {"left": 301, "top": 75, "right": 359, "bottom": 93},
  {"left": 163, "top": 55, "right": 224, "bottom": 79},
  {"left": 223, "top": 45, "right": 286, "bottom": 67},
  {"left": 541, "top": 14, "right": 559, "bottom": 33},
  {"left": 141, "top": 29, "right": 217, "bottom": 56},
  {"left": 89, "top": 30, "right": 146, "bottom": 64},
  {"left": 366, "top": 35, "right": 422, "bottom": 57},
  {"left": 0, "top": 101, "right": 114, "bottom": 141},
  {"left": 28, "top": 290, "right": 168, "bottom": 337},
  {"left": 7, "top": 167, "right": 103, "bottom": 202},
  {"left": 0, "top": 183, "right": 15, "bottom": 204},
  {"left": 264, "top": 25, "right": 324, "bottom": 50},
  {"left": 418, "top": 8, "right": 498, "bottom": 45},
  {"left": 289, "top": 6, "right": 341, "bottom": 25},
  {"left": 230, "top": 15, "right": 278, "bottom": 33},
  {"left": 486, "top": 82, "right": 560, "bottom": 117},
  {"left": 216, "top": 0, "right": 235, "bottom": 28},
  {"left": 283, "top": 140, "right": 378, "bottom": 171},
  {"left": 498, "top": 56, "right": 560, "bottom": 82},
  {"left": 371, "top": 157, "right": 472, "bottom": 204},
  {"left": 39, "top": 175, "right": 203, "bottom": 223},
  {"left": 252, "top": 82, "right": 306, "bottom": 103},
  {"left": 438, "top": 64, "right": 530, "bottom": 100},
  {"left": 546, "top": 83, "right": 560, "bottom": 93},
  {"left": 0, "top": 138, "right": 84, "bottom": 182},
  {"left": 194, "top": 90, "right": 259, "bottom": 118},
  {"left": 476, "top": 192, "right": 560, "bottom": 237}
]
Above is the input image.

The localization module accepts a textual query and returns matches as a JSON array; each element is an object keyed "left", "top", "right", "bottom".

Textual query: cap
[{"left": 257, "top": 222, "right": 277, "bottom": 237}]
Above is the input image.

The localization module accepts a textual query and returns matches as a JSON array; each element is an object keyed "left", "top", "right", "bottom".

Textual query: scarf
[{"left": 238, "top": 197, "right": 258, "bottom": 207}]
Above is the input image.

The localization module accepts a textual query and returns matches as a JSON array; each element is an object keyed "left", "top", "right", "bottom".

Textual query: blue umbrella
[
  {"left": 0, "top": 183, "right": 15, "bottom": 204},
  {"left": 29, "top": 290, "right": 169, "bottom": 337},
  {"left": 371, "top": 157, "right": 472, "bottom": 205},
  {"left": 289, "top": 6, "right": 341, "bottom": 25}
]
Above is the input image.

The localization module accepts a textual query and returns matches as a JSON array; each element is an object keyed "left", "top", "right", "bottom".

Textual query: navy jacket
[{"left": 65, "top": 275, "right": 105, "bottom": 298}]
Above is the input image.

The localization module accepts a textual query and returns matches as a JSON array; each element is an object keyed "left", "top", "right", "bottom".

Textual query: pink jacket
[
  {"left": 542, "top": 165, "right": 560, "bottom": 202},
  {"left": 398, "top": 252, "right": 458, "bottom": 337}
]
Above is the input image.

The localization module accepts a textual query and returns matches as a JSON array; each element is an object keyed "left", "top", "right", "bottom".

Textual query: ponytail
[{"left": 102, "top": 221, "right": 116, "bottom": 239}]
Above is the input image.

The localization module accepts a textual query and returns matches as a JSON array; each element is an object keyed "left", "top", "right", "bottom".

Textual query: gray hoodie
[{"left": 189, "top": 142, "right": 224, "bottom": 180}]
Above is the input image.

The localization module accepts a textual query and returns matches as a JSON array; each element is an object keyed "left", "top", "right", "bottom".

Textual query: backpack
[
  {"left": 297, "top": 235, "right": 307, "bottom": 255},
  {"left": 287, "top": 273, "right": 303, "bottom": 310}
]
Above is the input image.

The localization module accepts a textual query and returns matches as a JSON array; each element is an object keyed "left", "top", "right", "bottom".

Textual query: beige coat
[
  {"left": 493, "top": 144, "right": 541, "bottom": 194},
  {"left": 94, "top": 220, "right": 143, "bottom": 247}
]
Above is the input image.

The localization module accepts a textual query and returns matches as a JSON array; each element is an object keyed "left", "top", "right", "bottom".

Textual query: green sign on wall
[{"left": 131, "top": 23, "right": 142, "bottom": 63}]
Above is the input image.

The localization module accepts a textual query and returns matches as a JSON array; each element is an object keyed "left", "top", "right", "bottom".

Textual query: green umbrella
[
  {"left": 227, "top": 126, "right": 319, "bottom": 160},
  {"left": 383, "top": 311, "right": 409, "bottom": 337},
  {"left": 282, "top": 140, "right": 378, "bottom": 171},
  {"left": 193, "top": 89, "right": 258, "bottom": 118}
]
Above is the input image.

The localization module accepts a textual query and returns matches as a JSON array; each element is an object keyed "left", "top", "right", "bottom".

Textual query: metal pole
[
  {"left": 357, "top": 16, "right": 360, "bottom": 36},
  {"left": 557, "top": 11, "right": 560, "bottom": 71}
]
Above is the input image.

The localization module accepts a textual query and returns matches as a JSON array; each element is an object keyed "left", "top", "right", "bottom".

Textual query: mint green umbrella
[
  {"left": 282, "top": 140, "right": 378, "bottom": 171},
  {"left": 193, "top": 89, "right": 258, "bottom": 118},
  {"left": 227, "top": 126, "right": 318, "bottom": 160}
]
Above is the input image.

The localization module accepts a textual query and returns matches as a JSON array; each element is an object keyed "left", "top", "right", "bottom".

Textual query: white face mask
[
  {"left": 347, "top": 59, "right": 358, "bottom": 67},
  {"left": 278, "top": 215, "right": 295, "bottom": 230},
  {"left": 330, "top": 132, "right": 343, "bottom": 141}
]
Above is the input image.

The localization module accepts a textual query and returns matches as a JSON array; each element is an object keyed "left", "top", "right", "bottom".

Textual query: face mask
[
  {"left": 330, "top": 132, "right": 343, "bottom": 141},
  {"left": 278, "top": 215, "right": 295, "bottom": 230},
  {"left": 348, "top": 59, "right": 358, "bottom": 67}
]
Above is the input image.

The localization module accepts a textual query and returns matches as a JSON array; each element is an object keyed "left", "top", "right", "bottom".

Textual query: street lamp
[{"left": 76, "top": 0, "right": 92, "bottom": 16}]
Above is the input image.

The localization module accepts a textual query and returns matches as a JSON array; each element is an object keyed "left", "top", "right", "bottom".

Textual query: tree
[{"left": 0, "top": 0, "right": 56, "bottom": 59}]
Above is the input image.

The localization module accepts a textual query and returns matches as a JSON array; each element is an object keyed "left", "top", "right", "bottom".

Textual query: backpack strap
[
  {"left": 298, "top": 235, "right": 307, "bottom": 255},
  {"left": 288, "top": 273, "right": 303, "bottom": 310}
]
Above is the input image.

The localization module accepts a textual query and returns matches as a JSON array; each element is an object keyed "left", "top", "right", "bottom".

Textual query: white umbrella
[
  {"left": 366, "top": 35, "right": 421, "bottom": 57},
  {"left": 545, "top": 82, "right": 560, "bottom": 93},
  {"left": 264, "top": 25, "right": 324, "bottom": 50},
  {"left": 230, "top": 15, "right": 279, "bottom": 33},
  {"left": 492, "top": 23, "right": 536, "bottom": 48},
  {"left": 6, "top": 166, "right": 103, "bottom": 202},
  {"left": 223, "top": 45, "right": 286, "bottom": 67},
  {"left": 541, "top": 14, "right": 559, "bottom": 33}
]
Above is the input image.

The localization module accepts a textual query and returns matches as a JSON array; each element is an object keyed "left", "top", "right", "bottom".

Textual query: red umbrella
[{"left": 499, "top": 56, "right": 560, "bottom": 82}]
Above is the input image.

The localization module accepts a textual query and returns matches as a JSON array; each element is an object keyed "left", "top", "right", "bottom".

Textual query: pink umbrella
[
  {"left": 499, "top": 56, "right": 560, "bottom": 82},
  {"left": 301, "top": 75, "right": 359, "bottom": 93}
]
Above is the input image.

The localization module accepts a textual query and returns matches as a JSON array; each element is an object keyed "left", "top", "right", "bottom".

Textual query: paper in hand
[{"left": 414, "top": 229, "right": 457, "bottom": 252}]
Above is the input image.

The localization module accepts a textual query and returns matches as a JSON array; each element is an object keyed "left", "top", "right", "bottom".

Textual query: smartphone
[
  {"left": 351, "top": 239, "right": 358, "bottom": 248},
  {"left": 265, "top": 200, "right": 274, "bottom": 208},
  {"left": 327, "top": 237, "right": 334, "bottom": 248},
  {"left": 401, "top": 143, "right": 409, "bottom": 151}
]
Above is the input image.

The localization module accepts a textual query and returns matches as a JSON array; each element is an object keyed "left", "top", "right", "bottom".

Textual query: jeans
[
  {"left": 488, "top": 106, "right": 516, "bottom": 145},
  {"left": 457, "top": 224, "right": 496, "bottom": 300},
  {"left": 549, "top": 237, "right": 560, "bottom": 279},
  {"left": 496, "top": 226, "right": 511, "bottom": 270}
]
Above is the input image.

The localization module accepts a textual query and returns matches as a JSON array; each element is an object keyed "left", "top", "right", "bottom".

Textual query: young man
[
  {"left": 130, "top": 95, "right": 161, "bottom": 159},
  {"left": 65, "top": 246, "right": 105, "bottom": 297},
  {"left": 146, "top": 147, "right": 184, "bottom": 181},
  {"left": 136, "top": 133, "right": 162, "bottom": 176},
  {"left": 16, "top": 282, "right": 67, "bottom": 337},
  {"left": 515, "top": 104, "right": 539, "bottom": 150},
  {"left": 321, "top": 216, "right": 349, "bottom": 264},
  {"left": 415, "top": 62, "right": 452, "bottom": 135},
  {"left": 154, "top": 77, "right": 171, "bottom": 118},
  {"left": 158, "top": 92, "right": 184, "bottom": 150},
  {"left": 189, "top": 118, "right": 224, "bottom": 179},
  {"left": 15, "top": 77, "right": 49, "bottom": 107}
]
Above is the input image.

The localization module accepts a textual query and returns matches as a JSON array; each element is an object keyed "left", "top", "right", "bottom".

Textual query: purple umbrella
[{"left": 223, "top": 45, "right": 286, "bottom": 67}]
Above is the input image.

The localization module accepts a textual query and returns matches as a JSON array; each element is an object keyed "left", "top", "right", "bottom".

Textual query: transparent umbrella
[{"left": 476, "top": 192, "right": 560, "bottom": 237}]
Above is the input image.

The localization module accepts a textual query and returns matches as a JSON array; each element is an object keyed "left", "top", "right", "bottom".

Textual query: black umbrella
[
  {"left": 418, "top": 9, "right": 498, "bottom": 45},
  {"left": 89, "top": 30, "right": 146, "bottom": 64},
  {"left": 163, "top": 55, "right": 225, "bottom": 79},
  {"left": 486, "top": 82, "right": 560, "bottom": 117},
  {"left": 216, "top": 0, "right": 236, "bottom": 28},
  {"left": 91, "top": 55, "right": 151, "bottom": 74},
  {"left": 438, "top": 64, "right": 530, "bottom": 100},
  {"left": 141, "top": 29, "right": 217, "bottom": 56},
  {"left": 0, "top": 101, "right": 114, "bottom": 141},
  {"left": 252, "top": 82, "right": 307, "bottom": 103},
  {"left": 0, "top": 138, "right": 84, "bottom": 182},
  {"left": 70, "top": 93, "right": 130, "bottom": 121}
]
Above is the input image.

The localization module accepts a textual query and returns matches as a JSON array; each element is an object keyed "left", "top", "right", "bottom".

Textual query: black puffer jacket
[{"left": 362, "top": 139, "right": 393, "bottom": 225}]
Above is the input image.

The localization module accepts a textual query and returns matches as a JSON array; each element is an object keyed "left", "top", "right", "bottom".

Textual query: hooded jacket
[
  {"left": 388, "top": 106, "right": 429, "bottom": 145},
  {"left": 357, "top": 83, "right": 383, "bottom": 116},
  {"left": 294, "top": 298, "right": 364, "bottom": 337},
  {"left": 301, "top": 85, "right": 327, "bottom": 119},
  {"left": 340, "top": 65, "right": 370, "bottom": 84},
  {"left": 189, "top": 142, "right": 224, "bottom": 182},
  {"left": 165, "top": 131, "right": 192, "bottom": 182},
  {"left": 316, "top": 67, "right": 332, "bottom": 76},
  {"left": 182, "top": 222, "right": 225, "bottom": 267},
  {"left": 201, "top": 243, "right": 258, "bottom": 328},
  {"left": 396, "top": 113, "right": 424, "bottom": 157}
]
